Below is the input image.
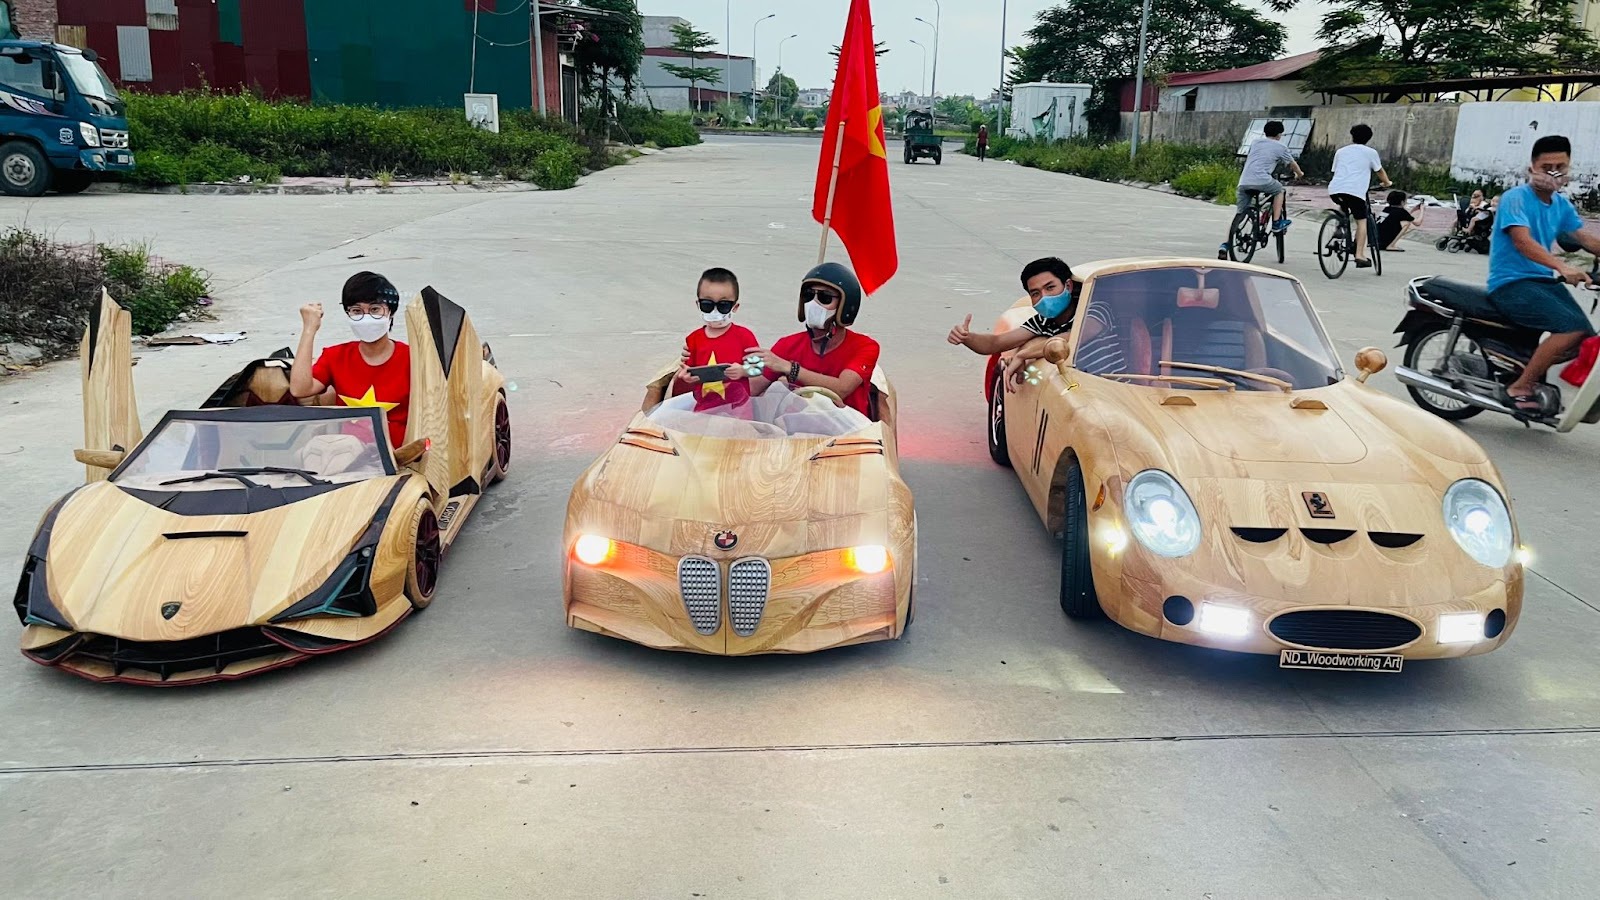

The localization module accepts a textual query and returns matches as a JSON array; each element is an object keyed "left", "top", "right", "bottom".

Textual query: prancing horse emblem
[
  {"left": 713, "top": 530, "right": 739, "bottom": 551},
  {"left": 1302, "top": 492, "right": 1335, "bottom": 519},
  {"left": 160, "top": 602, "right": 182, "bottom": 620}
]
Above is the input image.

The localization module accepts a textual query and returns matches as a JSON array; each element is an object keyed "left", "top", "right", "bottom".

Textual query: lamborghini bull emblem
[{"left": 160, "top": 602, "right": 182, "bottom": 620}]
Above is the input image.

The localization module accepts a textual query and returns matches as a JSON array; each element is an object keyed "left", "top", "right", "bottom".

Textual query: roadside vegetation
[{"left": 0, "top": 228, "right": 212, "bottom": 364}]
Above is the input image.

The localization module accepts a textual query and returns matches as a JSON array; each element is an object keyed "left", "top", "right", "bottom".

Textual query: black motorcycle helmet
[{"left": 797, "top": 262, "right": 864, "bottom": 327}]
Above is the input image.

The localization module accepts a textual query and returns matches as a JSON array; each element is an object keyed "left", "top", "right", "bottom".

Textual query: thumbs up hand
[{"left": 947, "top": 314, "right": 974, "bottom": 347}]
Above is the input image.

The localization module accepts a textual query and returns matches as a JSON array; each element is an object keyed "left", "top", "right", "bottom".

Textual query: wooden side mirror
[
  {"left": 1354, "top": 347, "right": 1388, "bottom": 384},
  {"left": 75, "top": 448, "right": 125, "bottom": 469},
  {"left": 1043, "top": 337, "right": 1071, "bottom": 366},
  {"left": 394, "top": 438, "right": 431, "bottom": 467}
]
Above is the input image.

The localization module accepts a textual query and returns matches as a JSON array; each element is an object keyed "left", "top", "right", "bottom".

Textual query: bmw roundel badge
[{"left": 713, "top": 530, "right": 739, "bottom": 551}]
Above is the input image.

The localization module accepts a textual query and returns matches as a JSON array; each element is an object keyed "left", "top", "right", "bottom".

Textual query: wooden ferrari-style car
[
  {"left": 982, "top": 258, "right": 1523, "bottom": 671},
  {"left": 562, "top": 367, "right": 916, "bottom": 654},
  {"left": 13, "top": 289, "right": 511, "bottom": 684}
]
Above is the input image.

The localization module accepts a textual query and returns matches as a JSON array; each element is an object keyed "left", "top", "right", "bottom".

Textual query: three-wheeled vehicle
[{"left": 903, "top": 109, "right": 942, "bottom": 165}]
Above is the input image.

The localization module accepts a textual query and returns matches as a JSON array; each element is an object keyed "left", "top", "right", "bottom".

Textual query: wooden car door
[{"left": 80, "top": 290, "right": 142, "bottom": 483}]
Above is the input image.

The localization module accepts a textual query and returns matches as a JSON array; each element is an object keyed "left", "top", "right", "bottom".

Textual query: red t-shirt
[
  {"left": 311, "top": 341, "right": 410, "bottom": 447},
  {"left": 678, "top": 324, "right": 758, "bottom": 411},
  {"left": 764, "top": 329, "right": 880, "bottom": 419}
]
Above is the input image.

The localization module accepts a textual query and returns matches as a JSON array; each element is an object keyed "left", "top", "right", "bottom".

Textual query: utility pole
[
  {"left": 923, "top": 0, "right": 941, "bottom": 101},
  {"left": 470, "top": 0, "right": 481, "bottom": 93},
  {"left": 725, "top": 0, "right": 733, "bottom": 120},
  {"left": 531, "top": 1, "right": 547, "bottom": 115},
  {"left": 752, "top": 13, "right": 775, "bottom": 122},
  {"left": 778, "top": 33, "right": 798, "bottom": 122},
  {"left": 1129, "top": 0, "right": 1152, "bottom": 160},
  {"left": 998, "top": 0, "right": 1008, "bottom": 137}
]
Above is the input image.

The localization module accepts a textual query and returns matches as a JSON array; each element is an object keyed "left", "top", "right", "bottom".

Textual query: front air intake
[
  {"left": 728, "top": 558, "right": 772, "bottom": 637},
  {"left": 678, "top": 556, "right": 721, "bottom": 635}
]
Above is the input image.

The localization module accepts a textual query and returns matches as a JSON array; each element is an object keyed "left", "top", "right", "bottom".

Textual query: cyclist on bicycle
[
  {"left": 1328, "top": 123, "right": 1392, "bottom": 269},
  {"left": 1219, "top": 120, "right": 1303, "bottom": 259}
]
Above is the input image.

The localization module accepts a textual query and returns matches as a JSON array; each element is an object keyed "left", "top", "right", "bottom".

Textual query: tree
[
  {"left": 657, "top": 21, "right": 722, "bottom": 111},
  {"left": 576, "top": 0, "right": 645, "bottom": 104},
  {"left": 935, "top": 95, "right": 980, "bottom": 126},
  {"left": 1266, "top": 0, "right": 1600, "bottom": 90},
  {"left": 763, "top": 71, "right": 799, "bottom": 118}
]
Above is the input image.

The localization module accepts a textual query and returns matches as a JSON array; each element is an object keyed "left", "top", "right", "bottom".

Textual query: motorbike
[{"left": 1393, "top": 252, "right": 1600, "bottom": 432}]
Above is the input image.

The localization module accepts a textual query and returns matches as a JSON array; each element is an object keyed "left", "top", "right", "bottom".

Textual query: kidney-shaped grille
[
  {"left": 677, "top": 556, "right": 721, "bottom": 635},
  {"left": 728, "top": 558, "right": 772, "bottom": 637},
  {"left": 1268, "top": 609, "right": 1423, "bottom": 651}
]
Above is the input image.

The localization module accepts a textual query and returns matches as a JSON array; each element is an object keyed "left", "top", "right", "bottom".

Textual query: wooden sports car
[
  {"left": 981, "top": 258, "right": 1523, "bottom": 670},
  {"left": 562, "top": 368, "right": 916, "bottom": 654},
  {"left": 13, "top": 289, "right": 511, "bottom": 684}
]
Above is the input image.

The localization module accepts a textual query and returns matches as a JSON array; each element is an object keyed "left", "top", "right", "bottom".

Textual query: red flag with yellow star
[{"left": 814, "top": 0, "right": 898, "bottom": 295}]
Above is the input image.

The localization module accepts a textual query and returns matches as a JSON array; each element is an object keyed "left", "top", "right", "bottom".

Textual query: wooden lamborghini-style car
[
  {"left": 562, "top": 367, "right": 916, "bottom": 654},
  {"left": 13, "top": 289, "right": 511, "bottom": 684},
  {"left": 981, "top": 258, "right": 1523, "bottom": 671}
]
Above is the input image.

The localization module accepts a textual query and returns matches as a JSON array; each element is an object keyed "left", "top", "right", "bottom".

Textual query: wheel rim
[
  {"left": 1230, "top": 217, "right": 1255, "bottom": 258},
  {"left": 414, "top": 510, "right": 441, "bottom": 596},
  {"left": 990, "top": 380, "right": 1004, "bottom": 448},
  {"left": 1411, "top": 331, "right": 1478, "bottom": 413},
  {"left": 4, "top": 154, "right": 35, "bottom": 187},
  {"left": 494, "top": 400, "right": 511, "bottom": 469},
  {"left": 1318, "top": 215, "right": 1349, "bottom": 279}
]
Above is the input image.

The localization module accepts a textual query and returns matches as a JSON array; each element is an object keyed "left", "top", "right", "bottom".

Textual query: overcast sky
[{"left": 635, "top": 0, "right": 1328, "bottom": 97}]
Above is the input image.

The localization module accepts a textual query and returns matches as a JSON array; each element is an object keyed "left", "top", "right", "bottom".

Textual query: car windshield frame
[
  {"left": 56, "top": 48, "right": 120, "bottom": 104},
  {"left": 1070, "top": 264, "right": 1345, "bottom": 391},
  {"left": 108, "top": 406, "right": 398, "bottom": 485}
]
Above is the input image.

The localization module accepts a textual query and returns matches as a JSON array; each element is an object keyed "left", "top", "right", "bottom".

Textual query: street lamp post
[
  {"left": 778, "top": 33, "right": 798, "bottom": 123},
  {"left": 909, "top": 39, "right": 927, "bottom": 100},
  {"left": 998, "top": 0, "right": 1008, "bottom": 137},
  {"left": 923, "top": 0, "right": 941, "bottom": 101},
  {"left": 914, "top": 16, "right": 938, "bottom": 103},
  {"left": 751, "top": 13, "right": 775, "bottom": 122},
  {"left": 1129, "top": 0, "right": 1153, "bottom": 160}
]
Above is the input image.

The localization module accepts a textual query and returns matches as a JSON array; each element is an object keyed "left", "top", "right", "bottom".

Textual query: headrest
[
  {"left": 301, "top": 434, "right": 365, "bottom": 475},
  {"left": 1177, "top": 288, "right": 1220, "bottom": 309}
]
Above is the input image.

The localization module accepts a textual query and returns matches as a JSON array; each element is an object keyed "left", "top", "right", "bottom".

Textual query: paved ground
[{"left": 3, "top": 136, "right": 1599, "bottom": 897}]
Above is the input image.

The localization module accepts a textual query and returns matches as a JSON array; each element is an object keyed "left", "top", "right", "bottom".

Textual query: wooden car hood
[{"left": 44, "top": 478, "right": 399, "bottom": 641}]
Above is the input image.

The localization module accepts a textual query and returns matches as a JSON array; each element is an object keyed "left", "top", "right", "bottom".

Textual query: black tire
[
  {"left": 1371, "top": 243, "right": 1383, "bottom": 276},
  {"left": 53, "top": 171, "right": 93, "bottom": 194},
  {"left": 987, "top": 367, "right": 1012, "bottom": 468},
  {"left": 934, "top": 149, "right": 942, "bottom": 165},
  {"left": 1435, "top": 236, "right": 1451, "bottom": 252},
  {"left": 1059, "top": 459, "right": 1102, "bottom": 619},
  {"left": 1227, "top": 212, "right": 1256, "bottom": 263},
  {"left": 405, "top": 503, "right": 442, "bottom": 610},
  {"left": 489, "top": 393, "right": 511, "bottom": 483},
  {"left": 1274, "top": 230, "right": 1286, "bottom": 265},
  {"left": 1402, "top": 327, "right": 1486, "bottom": 421},
  {"left": 1317, "top": 214, "right": 1349, "bottom": 280},
  {"left": 904, "top": 147, "right": 913, "bottom": 164},
  {"left": 0, "top": 141, "right": 51, "bottom": 197}
]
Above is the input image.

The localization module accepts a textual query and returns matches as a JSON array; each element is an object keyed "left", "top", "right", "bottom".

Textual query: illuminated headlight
[
  {"left": 1438, "top": 612, "right": 1485, "bottom": 644},
  {"left": 1123, "top": 470, "right": 1202, "bottom": 558},
  {"left": 1198, "top": 603, "right": 1250, "bottom": 637},
  {"left": 1442, "top": 479, "right": 1513, "bottom": 568},
  {"left": 846, "top": 544, "right": 889, "bottom": 574},
  {"left": 573, "top": 534, "right": 614, "bottom": 566},
  {"left": 79, "top": 122, "right": 100, "bottom": 147}
]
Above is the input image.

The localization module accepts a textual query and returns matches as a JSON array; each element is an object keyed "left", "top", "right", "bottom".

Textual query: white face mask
[
  {"left": 349, "top": 314, "right": 390, "bottom": 343},
  {"left": 803, "top": 300, "right": 835, "bottom": 330},
  {"left": 702, "top": 310, "right": 732, "bottom": 327}
]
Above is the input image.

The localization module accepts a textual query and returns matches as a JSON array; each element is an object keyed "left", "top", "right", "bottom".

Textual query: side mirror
[
  {"left": 75, "top": 448, "right": 125, "bottom": 469},
  {"left": 83, "top": 49, "right": 100, "bottom": 63},
  {"left": 1043, "top": 337, "right": 1071, "bottom": 366},
  {"left": 394, "top": 438, "right": 431, "bottom": 467},
  {"left": 1354, "top": 347, "right": 1388, "bottom": 384}
]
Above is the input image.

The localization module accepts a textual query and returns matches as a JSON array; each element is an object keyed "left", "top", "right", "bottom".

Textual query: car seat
[{"left": 1159, "top": 284, "right": 1267, "bottom": 376}]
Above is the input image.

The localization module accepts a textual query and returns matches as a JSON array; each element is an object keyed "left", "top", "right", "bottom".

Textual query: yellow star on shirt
[
  {"left": 700, "top": 353, "right": 726, "bottom": 398},
  {"left": 339, "top": 386, "right": 399, "bottom": 413}
]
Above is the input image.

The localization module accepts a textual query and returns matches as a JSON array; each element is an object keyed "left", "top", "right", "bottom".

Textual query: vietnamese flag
[{"left": 813, "top": 0, "right": 898, "bottom": 295}]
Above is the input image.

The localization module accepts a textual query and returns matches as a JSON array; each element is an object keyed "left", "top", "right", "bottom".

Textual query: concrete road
[{"left": 3, "top": 139, "right": 1599, "bottom": 898}]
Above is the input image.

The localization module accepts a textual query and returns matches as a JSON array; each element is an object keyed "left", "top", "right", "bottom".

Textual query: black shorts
[{"left": 1331, "top": 193, "right": 1369, "bottom": 221}]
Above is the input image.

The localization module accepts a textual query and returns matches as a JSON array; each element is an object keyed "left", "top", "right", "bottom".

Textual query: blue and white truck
[{"left": 0, "top": 41, "right": 133, "bottom": 196}]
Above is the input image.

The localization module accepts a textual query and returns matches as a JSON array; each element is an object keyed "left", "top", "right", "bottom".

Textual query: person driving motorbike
[{"left": 1489, "top": 134, "right": 1600, "bottom": 413}]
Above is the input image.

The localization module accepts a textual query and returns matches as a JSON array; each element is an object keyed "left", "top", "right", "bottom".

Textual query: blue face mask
[{"left": 1034, "top": 287, "right": 1072, "bottom": 319}]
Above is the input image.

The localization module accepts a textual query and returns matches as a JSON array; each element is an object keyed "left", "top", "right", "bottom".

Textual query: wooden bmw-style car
[
  {"left": 13, "top": 289, "right": 511, "bottom": 684},
  {"left": 982, "top": 258, "right": 1523, "bottom": 671},
  {"left": 562, "top": 367, "right": 916, "bottom": 654}
]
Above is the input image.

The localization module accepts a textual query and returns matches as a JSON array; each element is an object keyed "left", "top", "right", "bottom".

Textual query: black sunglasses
[
  {"left": 698, "top": 298, "right": 737, "bottom": 314},
  {"left": 803, "top": 288, "right": 841, "bottom": 305}
]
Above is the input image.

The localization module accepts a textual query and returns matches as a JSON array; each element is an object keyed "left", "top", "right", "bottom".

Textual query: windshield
[
  {"left": 58, "top": 50, "right": 119, "bottom": 105},
  {"left": 1077, "top": 265, "right": 1343, "bottom": 390},
  {"left": 113, "top": 414, "right": 392, "bottom": 490},
  {"left": 647, "top": 383, "right": 872, "bottom": 439}
]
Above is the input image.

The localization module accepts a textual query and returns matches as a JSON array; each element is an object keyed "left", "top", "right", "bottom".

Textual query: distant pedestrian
[{"left": 977, "top": 124, "right": 989, "bottom": 162}]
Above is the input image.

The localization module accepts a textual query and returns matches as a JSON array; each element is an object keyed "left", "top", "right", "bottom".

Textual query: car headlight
[
  {"left": 573, "top": 534, "right": 615, "bottom": 566},
  {"left": 845, "top": 544, "right": 890, "bottom": 574},
  {"left": 79, "top": 122, "right": 100, "bottom": 147},
  {"left": 1442, "top": 479, "right": 1513, "bottom": 568},
  {"left": 1123, "top": 470, "right": 1202, "bottom": 558}
]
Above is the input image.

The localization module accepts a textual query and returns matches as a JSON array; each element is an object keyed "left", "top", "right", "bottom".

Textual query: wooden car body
[
  {"left": 14, "top": 289, "right": 510, "bottom": 684},
  {"left": 563, "top": 366, "right": 916, "bottom": 654},
  {"left": 985, "top": 258, "right": 1522, "bottom": 660}
]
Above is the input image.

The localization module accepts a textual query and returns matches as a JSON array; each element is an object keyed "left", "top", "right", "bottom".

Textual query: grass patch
[
  {"left": 968, "top": 135, "right": 1242, "bottom": 202},
  {"left": 1, "top": 228, "right": 213, "bottom": 361}
]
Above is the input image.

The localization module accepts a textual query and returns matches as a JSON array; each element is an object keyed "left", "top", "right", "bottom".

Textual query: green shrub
[
  {"left": 1170, "top": 163, "right": 1241, "bottom": 205},
  {"left": 615, "top": 105, "right": 700, "bottom": 148},
  {"left": 100, "top": 243, "right": 214, "bottom": 335},
  {"left": 966, "top": 135, "right": 1241, "bottom": 201}
]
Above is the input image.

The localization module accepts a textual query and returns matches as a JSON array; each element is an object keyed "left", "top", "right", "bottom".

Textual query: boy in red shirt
[
  {"left": 747, "top": 262, "right": 880, "bottom": 419},
  {"left": 675, "top": 267, "right": 759, "bottom": 412},
  {"left": 288, "top": 271, "right": 411, "bottom": 448}
]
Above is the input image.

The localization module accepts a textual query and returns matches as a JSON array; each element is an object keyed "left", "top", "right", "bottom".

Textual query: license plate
[
  {"left": 1280, "top": 649, "right": 1403, "bottom": 673},
  {"left": 113, "top": 152, "right": 131, "bottom": 165}
]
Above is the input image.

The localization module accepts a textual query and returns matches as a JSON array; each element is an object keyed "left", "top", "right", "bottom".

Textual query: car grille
[
  {"left": 99, "top": 129, "right": 129, "bottom": 149},
  {"left": 71, "top": 628, "right": 285, "bottom": 680},
  {"left": 1268, "top": 610, "right": 1423, "bottom": 651},
  {"left": 677, "top": 556, "right": 721, "bottom": 635},
  {"left": 727, "top": 558, "right": 772, "bottom": 637}
]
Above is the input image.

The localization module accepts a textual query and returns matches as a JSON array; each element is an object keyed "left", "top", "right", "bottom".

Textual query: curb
[{"left": 88, "top": 180, "right": 546, "bottom": 197}]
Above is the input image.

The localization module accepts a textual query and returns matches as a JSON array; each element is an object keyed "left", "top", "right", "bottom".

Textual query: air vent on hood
[
  {"left": 1370, "top": 532, "right": 1423, "bottom": 549},
  {"left": 1301, "top": 528, "right": 1356, "bottom": 545},
  {"left": 1231, "top": 527, "right": 1287, "bottom": 543}
]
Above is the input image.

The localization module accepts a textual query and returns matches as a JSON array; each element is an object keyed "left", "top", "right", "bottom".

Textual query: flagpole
[{"left": 817, "top": 120, "right": 848, "bottom": 264}]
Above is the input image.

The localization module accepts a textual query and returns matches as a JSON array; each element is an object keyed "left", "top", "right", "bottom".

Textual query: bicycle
[
  {"left": 1226, "top": 188, "right": 1286, "bottom": 265},
  {"left": 1317, "top": 189, "right": 1386, "bottom": 280}
]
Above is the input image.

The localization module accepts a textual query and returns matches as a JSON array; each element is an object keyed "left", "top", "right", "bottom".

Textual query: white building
[
  {"left": 1157, "top": 51, "right": 1320, "bottom": 113},
  {"left": 796, "top": 88, "right": 831, "bottom": 108},
  {"left": 642, "top": 16, "right": 690, "bottom": 49},
  {"left": 641, "top": 49, "right": 757, "bottom": 113}
]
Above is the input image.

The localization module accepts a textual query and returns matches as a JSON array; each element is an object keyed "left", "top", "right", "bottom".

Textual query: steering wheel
[{"left": 794, "top": 386, "right": 846, "bottom": 408}]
